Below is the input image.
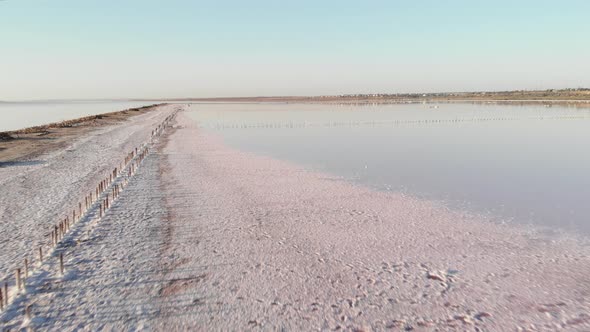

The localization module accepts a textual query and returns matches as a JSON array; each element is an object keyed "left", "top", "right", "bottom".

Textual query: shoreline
[
  {"left": 155, "top": 111, "right": 590, "bottom": 330},
  {"left": 0, "top": 106, "right": 588, "bottom": 330},
  {"left": 2, "top": 99, "right": 587, "bottom": 164},
  {"left": 0, "top": 103, "right": 165, "bottom": 163},
  {"left": 0, "top": 104, "right": 174, "bottom": 288},
  {"left": 0, "top": 103, "right": 164, "bottom": 136}
]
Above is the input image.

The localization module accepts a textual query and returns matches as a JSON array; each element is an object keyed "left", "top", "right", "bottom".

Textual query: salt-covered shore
[
  {"left": 155, "top": 111, "right": 590, "bottom": 331},
  {"left": 1, "top": 106, "right": 589, "bottom": 331},
  {"left": 0, "top": 105, "right": 175, "bottom": 289}
]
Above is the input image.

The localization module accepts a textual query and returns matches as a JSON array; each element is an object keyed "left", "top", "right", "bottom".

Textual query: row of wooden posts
[{"left": 0, "top": 111, "right": 177, "bottom": 314}]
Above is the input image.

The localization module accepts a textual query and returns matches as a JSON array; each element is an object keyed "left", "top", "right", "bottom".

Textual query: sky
[{"left": 1, "top": 0, "right": 589, "bottom": 100}]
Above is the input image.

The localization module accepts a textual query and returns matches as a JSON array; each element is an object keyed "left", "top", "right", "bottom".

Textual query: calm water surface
[
  {"left": 187, "top": 102, "right": 590, "bottom": 235},
  {"left": 0, "top": 101, "right": 155, "bottom": 132}
]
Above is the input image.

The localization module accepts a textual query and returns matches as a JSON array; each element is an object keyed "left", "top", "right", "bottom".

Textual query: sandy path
[
  {"left": 156, "top": 111, "right": 590, "bottom": 330},
  {"left": 0, "top": 105, "right": 173, "bottom": 279}
]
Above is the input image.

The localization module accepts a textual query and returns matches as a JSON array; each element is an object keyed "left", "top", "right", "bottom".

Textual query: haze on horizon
[{"left": 1, "top": 0, "right": 589, "bottom": 101}]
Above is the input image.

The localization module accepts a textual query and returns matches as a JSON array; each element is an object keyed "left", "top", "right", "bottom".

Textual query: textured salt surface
[
  {"left": 156, "top": 112, "right": 590, "bottom": 330},
  {"left": 0, "top": 152, "right": 169, "bottom": 330},
  {"left": 2, "top": 107, "right": 589, "bottom": 331},
  {"left": 0, "top": 105, "right": 173, "bottom": 281}
]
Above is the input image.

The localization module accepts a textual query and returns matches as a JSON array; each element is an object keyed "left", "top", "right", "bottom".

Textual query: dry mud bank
[
  {"left": 157, "top": 111, "right": 589, "bottom": 330},
  {"left": 0, "top": 104, "right": 164, "bottom": 163}
]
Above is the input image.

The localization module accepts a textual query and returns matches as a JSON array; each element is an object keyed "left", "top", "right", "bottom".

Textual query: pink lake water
[{"left": 187, "top": 102, "right": 590, "bottom": 235}]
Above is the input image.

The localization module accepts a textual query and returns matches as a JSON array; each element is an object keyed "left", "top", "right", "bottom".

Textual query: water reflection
[{"left": 187, "top": 102, "right": 590, "bottom": 235}]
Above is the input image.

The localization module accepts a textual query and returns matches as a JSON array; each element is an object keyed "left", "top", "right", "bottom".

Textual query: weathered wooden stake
[
  {"left": 0, "top": 287, "right": 3, "bottom": 311},
  {"left": 39, "top": 247, "right": 43, "bottom": 263},
  {"left": 16, "top": 269, "right": 21, "bottom": 290},
  {"left": 99, "top": 204, "right": 103, "bottom": 218},
  {"left": 25, "top": 303, "right": 32, "bottom": 321},
  {"left": 59, "top": 253, "right": 64, "bottom": 275},
  {"left": 24, "top": 258, "right": 29, "bottom": 277},
  {"left": 3, "top": 282, "right": 7, "bottom": 306}
]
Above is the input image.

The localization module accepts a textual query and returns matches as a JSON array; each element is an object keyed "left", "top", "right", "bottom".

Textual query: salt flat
[
  {"left": 154, "top": 111, "right": 590, "bottom": 330},
  {"left": 1, "top": 105, "right": 589, "bottom": 331},
  {"left": 0, "top": 105, "right": 174, "bottom": 290}
]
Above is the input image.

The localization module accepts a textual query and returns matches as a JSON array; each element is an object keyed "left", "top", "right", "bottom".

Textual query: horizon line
[{"left": 1, "top": 87, "right": 589, "bottom": 103}]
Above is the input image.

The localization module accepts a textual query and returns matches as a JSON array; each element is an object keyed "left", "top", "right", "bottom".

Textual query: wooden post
[
  {"left": 25, "top": 303, "right": 32, "bottom": 321},
  {"left": 59, "top": 253, "right": 64, "bottom": 275},
  {"left": 0, "top": 287, "right": 3, "bottom": 311},
  {"left": 16, "top": 269, "right": 21, "bottom": 290},
  {"left": 3, "top": 282, "right": 7, "bottom": 306},
  {"left": 39, "top": 247, "right": 43, "bottom": 263},
  {"left": 24, "top": 258, "right": 29, "bottom": 277},
  {"left": 99, "top": 204, "right": 103, "bottom": 218},
  {"left": 79, "top": 202, "right": 82, "bottom": 216}
]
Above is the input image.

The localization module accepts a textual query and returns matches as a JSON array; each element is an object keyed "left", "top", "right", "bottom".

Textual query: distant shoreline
[
  {"left": 3, "top": 88, "right": 589, "bottom": 104},
  {"left": 134, "top": 88, "right": 590, "bottom": 103},
  {"left": 0, "top": 103, "right": 164, "bottom": 163},
  {"left": 0, "top": 103, "right": 164, "bottom": 136}
]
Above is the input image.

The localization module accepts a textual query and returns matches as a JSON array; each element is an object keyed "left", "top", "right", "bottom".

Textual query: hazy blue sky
[{"left": 1, "top": 0, "right": 589, "bottom": 100}]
